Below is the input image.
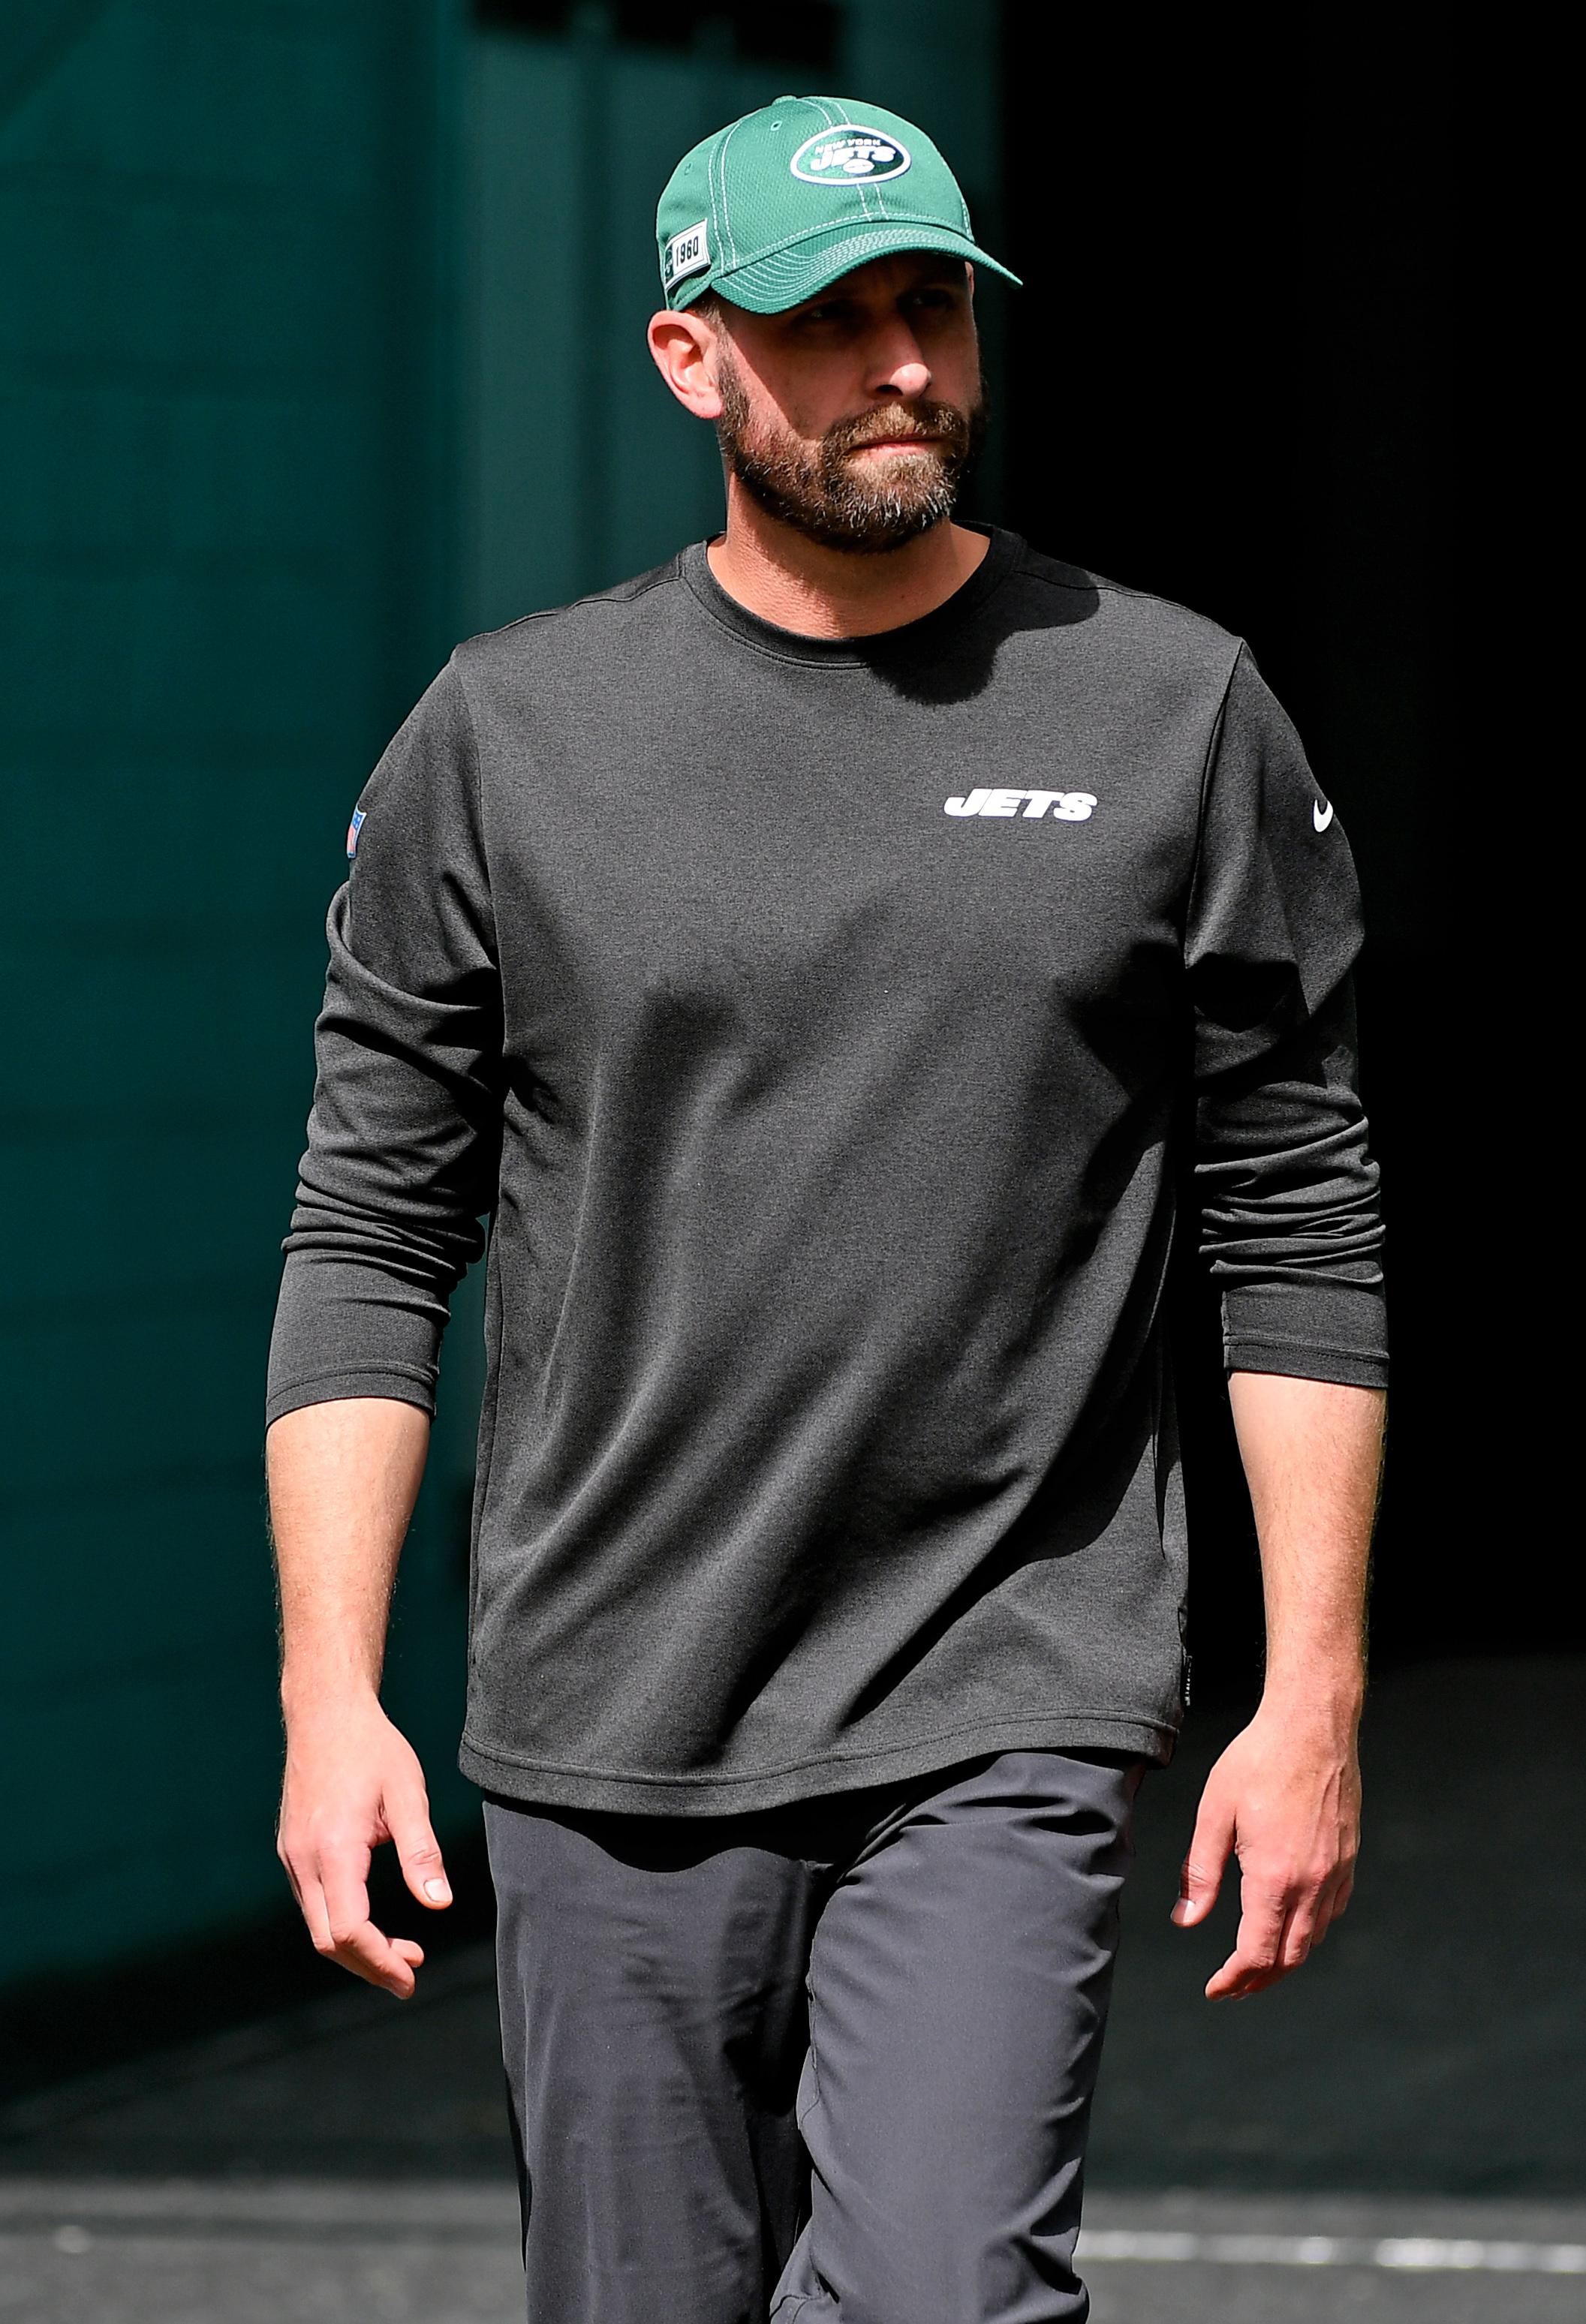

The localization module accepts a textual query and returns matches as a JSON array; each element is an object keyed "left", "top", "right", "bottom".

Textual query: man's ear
[{"left": 647, "top": 307, "right": 724, "bottom": 420}]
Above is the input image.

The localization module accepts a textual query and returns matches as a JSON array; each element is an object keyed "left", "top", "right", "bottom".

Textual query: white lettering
[
  {"left": 942, "top": 787, "right": 1099, "bottom": 822},
  {"left": 791, "top": 129, "right": 913, "bottom": 185},
  {"left": 664, "top": 219, "right": 712, "bottom": 284}
]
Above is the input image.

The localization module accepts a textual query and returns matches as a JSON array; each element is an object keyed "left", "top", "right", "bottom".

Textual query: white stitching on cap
[
  {"left": 742, "top": 224, "right": 972, "bottom": 300},
  {"left": 706, "top": 128, "right": 723, "bottom": 269},
  {"left": 801, "top": 95, "right": 858, "bottom": 228},
  {"left": 715, "top": 215, "right": 980, "bottom": 298},
  {"left": 716, "top": 116, "right": 743, "bottom": 266},
  {"left": 709, "top": 122, "right": 736, "bottom": 272},
  {"left": 821, "top": 93, "right": 877, "bottom": 222}
]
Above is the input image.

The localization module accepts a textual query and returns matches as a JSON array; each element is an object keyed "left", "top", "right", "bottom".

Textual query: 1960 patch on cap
[
  {"left": 663, "top": 218, "right": 711, "bottom": 290},
  {"left": 655, "top": 95, "right": 1019, "bottom": 316}
]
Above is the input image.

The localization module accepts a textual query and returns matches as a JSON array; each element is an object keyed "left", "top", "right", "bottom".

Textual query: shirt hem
[
  {"left": 1223, "top": 1338, "right": 1389, "bottom": 1390},
  {"left": 458, "top": 1710, "right": 1178, "bottom": 1816},
  {"left": 263, "top": 1368, "right": 437, "bottom": 1427}
]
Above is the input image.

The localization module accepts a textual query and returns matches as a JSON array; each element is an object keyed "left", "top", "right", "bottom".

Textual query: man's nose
[
  {"left": 869, "top": 324, "right": 931, "bottom": 400},
  {"left": 886, "top": 357, "right": 932, "bottom": 399}
]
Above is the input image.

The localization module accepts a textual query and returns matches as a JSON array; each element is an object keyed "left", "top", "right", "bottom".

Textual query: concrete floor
[
  {"left": 2, "top": 1655, "right": 1581, "bottom": 2319},
  {"left": 2, "top": 2178, "right": 1583, "bottom": 2322}
]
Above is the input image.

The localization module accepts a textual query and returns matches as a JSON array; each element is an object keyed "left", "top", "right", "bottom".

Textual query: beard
[{"left": 713, "top": 345, "right": 989, "bottom": 555}]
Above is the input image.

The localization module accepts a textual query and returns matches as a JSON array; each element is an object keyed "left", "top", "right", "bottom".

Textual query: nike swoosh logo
[{"left": 1314, "top": 799, "right": 1334, "bottom": 831}]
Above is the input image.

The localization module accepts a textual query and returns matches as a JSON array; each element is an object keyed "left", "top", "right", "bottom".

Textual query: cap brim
[{"left": 698, "top": 221, "right": 1021, "bottom": 314}]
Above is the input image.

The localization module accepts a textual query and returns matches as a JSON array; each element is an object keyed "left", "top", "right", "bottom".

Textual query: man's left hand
[{"left": 1171, "top": 1702, "right": 1361, "bottom": 1998}]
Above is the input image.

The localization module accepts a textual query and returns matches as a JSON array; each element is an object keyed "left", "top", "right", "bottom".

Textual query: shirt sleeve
[
  {"left": 1185, "top": 644, "right": 1388, "bottom": 1389},
  {"left": 264, "top": 657, "right": 504, "bottom": 1427}
]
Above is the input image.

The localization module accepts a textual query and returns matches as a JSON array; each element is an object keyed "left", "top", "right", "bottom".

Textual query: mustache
[{"left": 823, "top": 401, "right": 972, "bottom": 458}]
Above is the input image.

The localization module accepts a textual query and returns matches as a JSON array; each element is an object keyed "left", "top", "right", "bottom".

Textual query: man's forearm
[
  {"left": 268, "top": 1395, "right": 452, "bottom": 1996},
  {"left": 1227, "top": 1370, "right": 1386, "bottom": 1714},
  {"left": 1173, "top": 1370, "right": 1385, "bottom": 1998},
  {"left": 267, "top": 1396, "right": 431, "bottom": 1709}
]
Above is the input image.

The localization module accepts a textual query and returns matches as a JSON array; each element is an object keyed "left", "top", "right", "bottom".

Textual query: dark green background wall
[
  {"left": 0, "top": 0, "right": 1004, "bottom": 1991},
  {"left": 1, "top": 0, "right": 464, "bottom": 1989}
]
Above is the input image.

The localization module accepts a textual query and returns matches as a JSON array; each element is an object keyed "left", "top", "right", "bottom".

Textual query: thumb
[
  {"left": 389, "top": 1793, "right": 452, "bottom": 1911},
  {"left": 1172, "top": 1795, "right": 1234, "bottom": 1927}
]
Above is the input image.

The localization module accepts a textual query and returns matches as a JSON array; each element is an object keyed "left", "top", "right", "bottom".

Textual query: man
[{"left": 267, "top": 95, "right": 1386, "bottom": 2322}]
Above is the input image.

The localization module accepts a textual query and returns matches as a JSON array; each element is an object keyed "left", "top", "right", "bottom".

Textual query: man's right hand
[{"left": 276, "top": 1691, "right": 451, "bottom": 1998}]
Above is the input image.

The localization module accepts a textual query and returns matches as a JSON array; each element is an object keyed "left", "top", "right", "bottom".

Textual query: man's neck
[{"left": 706, "top": 492, "right": 991, "bottom": 639}]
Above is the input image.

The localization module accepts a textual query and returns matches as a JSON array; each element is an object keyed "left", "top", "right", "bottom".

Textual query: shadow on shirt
[{"left": 854, "top": 561, "right": 1102, "bottom": 707}]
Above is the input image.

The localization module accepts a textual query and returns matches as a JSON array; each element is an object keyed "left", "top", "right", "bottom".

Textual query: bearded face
[{"left": 712, "top": 335, "right": 989, "bottom": 555}]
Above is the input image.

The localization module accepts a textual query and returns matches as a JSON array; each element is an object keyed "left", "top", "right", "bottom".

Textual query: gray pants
[{"left": 484, "top": 1747, "right": 1142, "bottom": 2323}]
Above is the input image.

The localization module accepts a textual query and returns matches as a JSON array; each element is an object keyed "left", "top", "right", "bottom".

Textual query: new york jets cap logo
[{"left": 790, "top": 127, "right": 911, "bottom": 185}]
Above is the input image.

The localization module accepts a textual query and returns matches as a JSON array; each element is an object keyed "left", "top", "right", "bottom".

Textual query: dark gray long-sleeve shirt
[{"left": 266, "top": 527, "right": 1386, "bottom": 1812}]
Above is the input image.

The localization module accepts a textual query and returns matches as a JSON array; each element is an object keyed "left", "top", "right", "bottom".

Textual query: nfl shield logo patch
[{"left": 346, "top": 807, "right": 366, "bottom": 860}]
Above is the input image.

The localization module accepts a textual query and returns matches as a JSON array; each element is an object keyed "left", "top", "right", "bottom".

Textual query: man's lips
[{"left": 847, "top": 434, "right": 943, "bottom": 455}]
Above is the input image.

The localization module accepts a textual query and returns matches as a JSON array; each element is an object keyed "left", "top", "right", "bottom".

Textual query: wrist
[
  {"left": 279, "top": 1662, "right": 384, "bottom": 1725},
  {"left": 1256, "top": 1667, "right": 1365, "bottom": 1735}
]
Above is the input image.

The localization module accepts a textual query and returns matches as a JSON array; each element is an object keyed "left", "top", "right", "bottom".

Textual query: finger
[
  {"left": 330, "top": 1916, "right": 417, "bottom": 1995},
  {"left": 288, "top": 1854, "right": 335, "bottom": 1957},
  {"left": 1172, "top": 1795, "right": 1235, "bottom": 1928},
  {"left": 1208, "top": 1947, "right": 1287, "bottom": 2000},
  {"left": 1212, "top": 1872, "right": 1338, "bottom": 1997},
  {"left": 1307, "top": 1868, "right": 1347, "bottom": 1947},
  {"left": 1277, "top": 1889, "right": 1326, "bottom": 1971},
  {"left": 1311, "top": 1862, "right": 1357, "bottom": 1945},
  {"left": 1252, "top": 1856, "right": 1357, "bottom": 1984},
  {"left": 387, "top": 1791, "right": 452, "bottom": 1911},
  {"left": 1205, "top": 1876, "right": 1287, "bottom": 1999},
  {"left": 318, "top": 1848, "right": 417, "bottom": 1998},
  {"left": 276, "top": 1833, "right": 306, "bottom": 1915}
]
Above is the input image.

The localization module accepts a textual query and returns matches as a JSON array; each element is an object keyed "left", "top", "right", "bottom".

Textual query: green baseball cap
[{"left": 656, "top": 95, "right": 1021, "bottom": 315}]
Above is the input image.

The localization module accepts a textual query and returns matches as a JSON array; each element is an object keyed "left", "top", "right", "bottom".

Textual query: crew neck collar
[{"left": 679, "top": 523, "right": 1023, "bottom": 667}]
